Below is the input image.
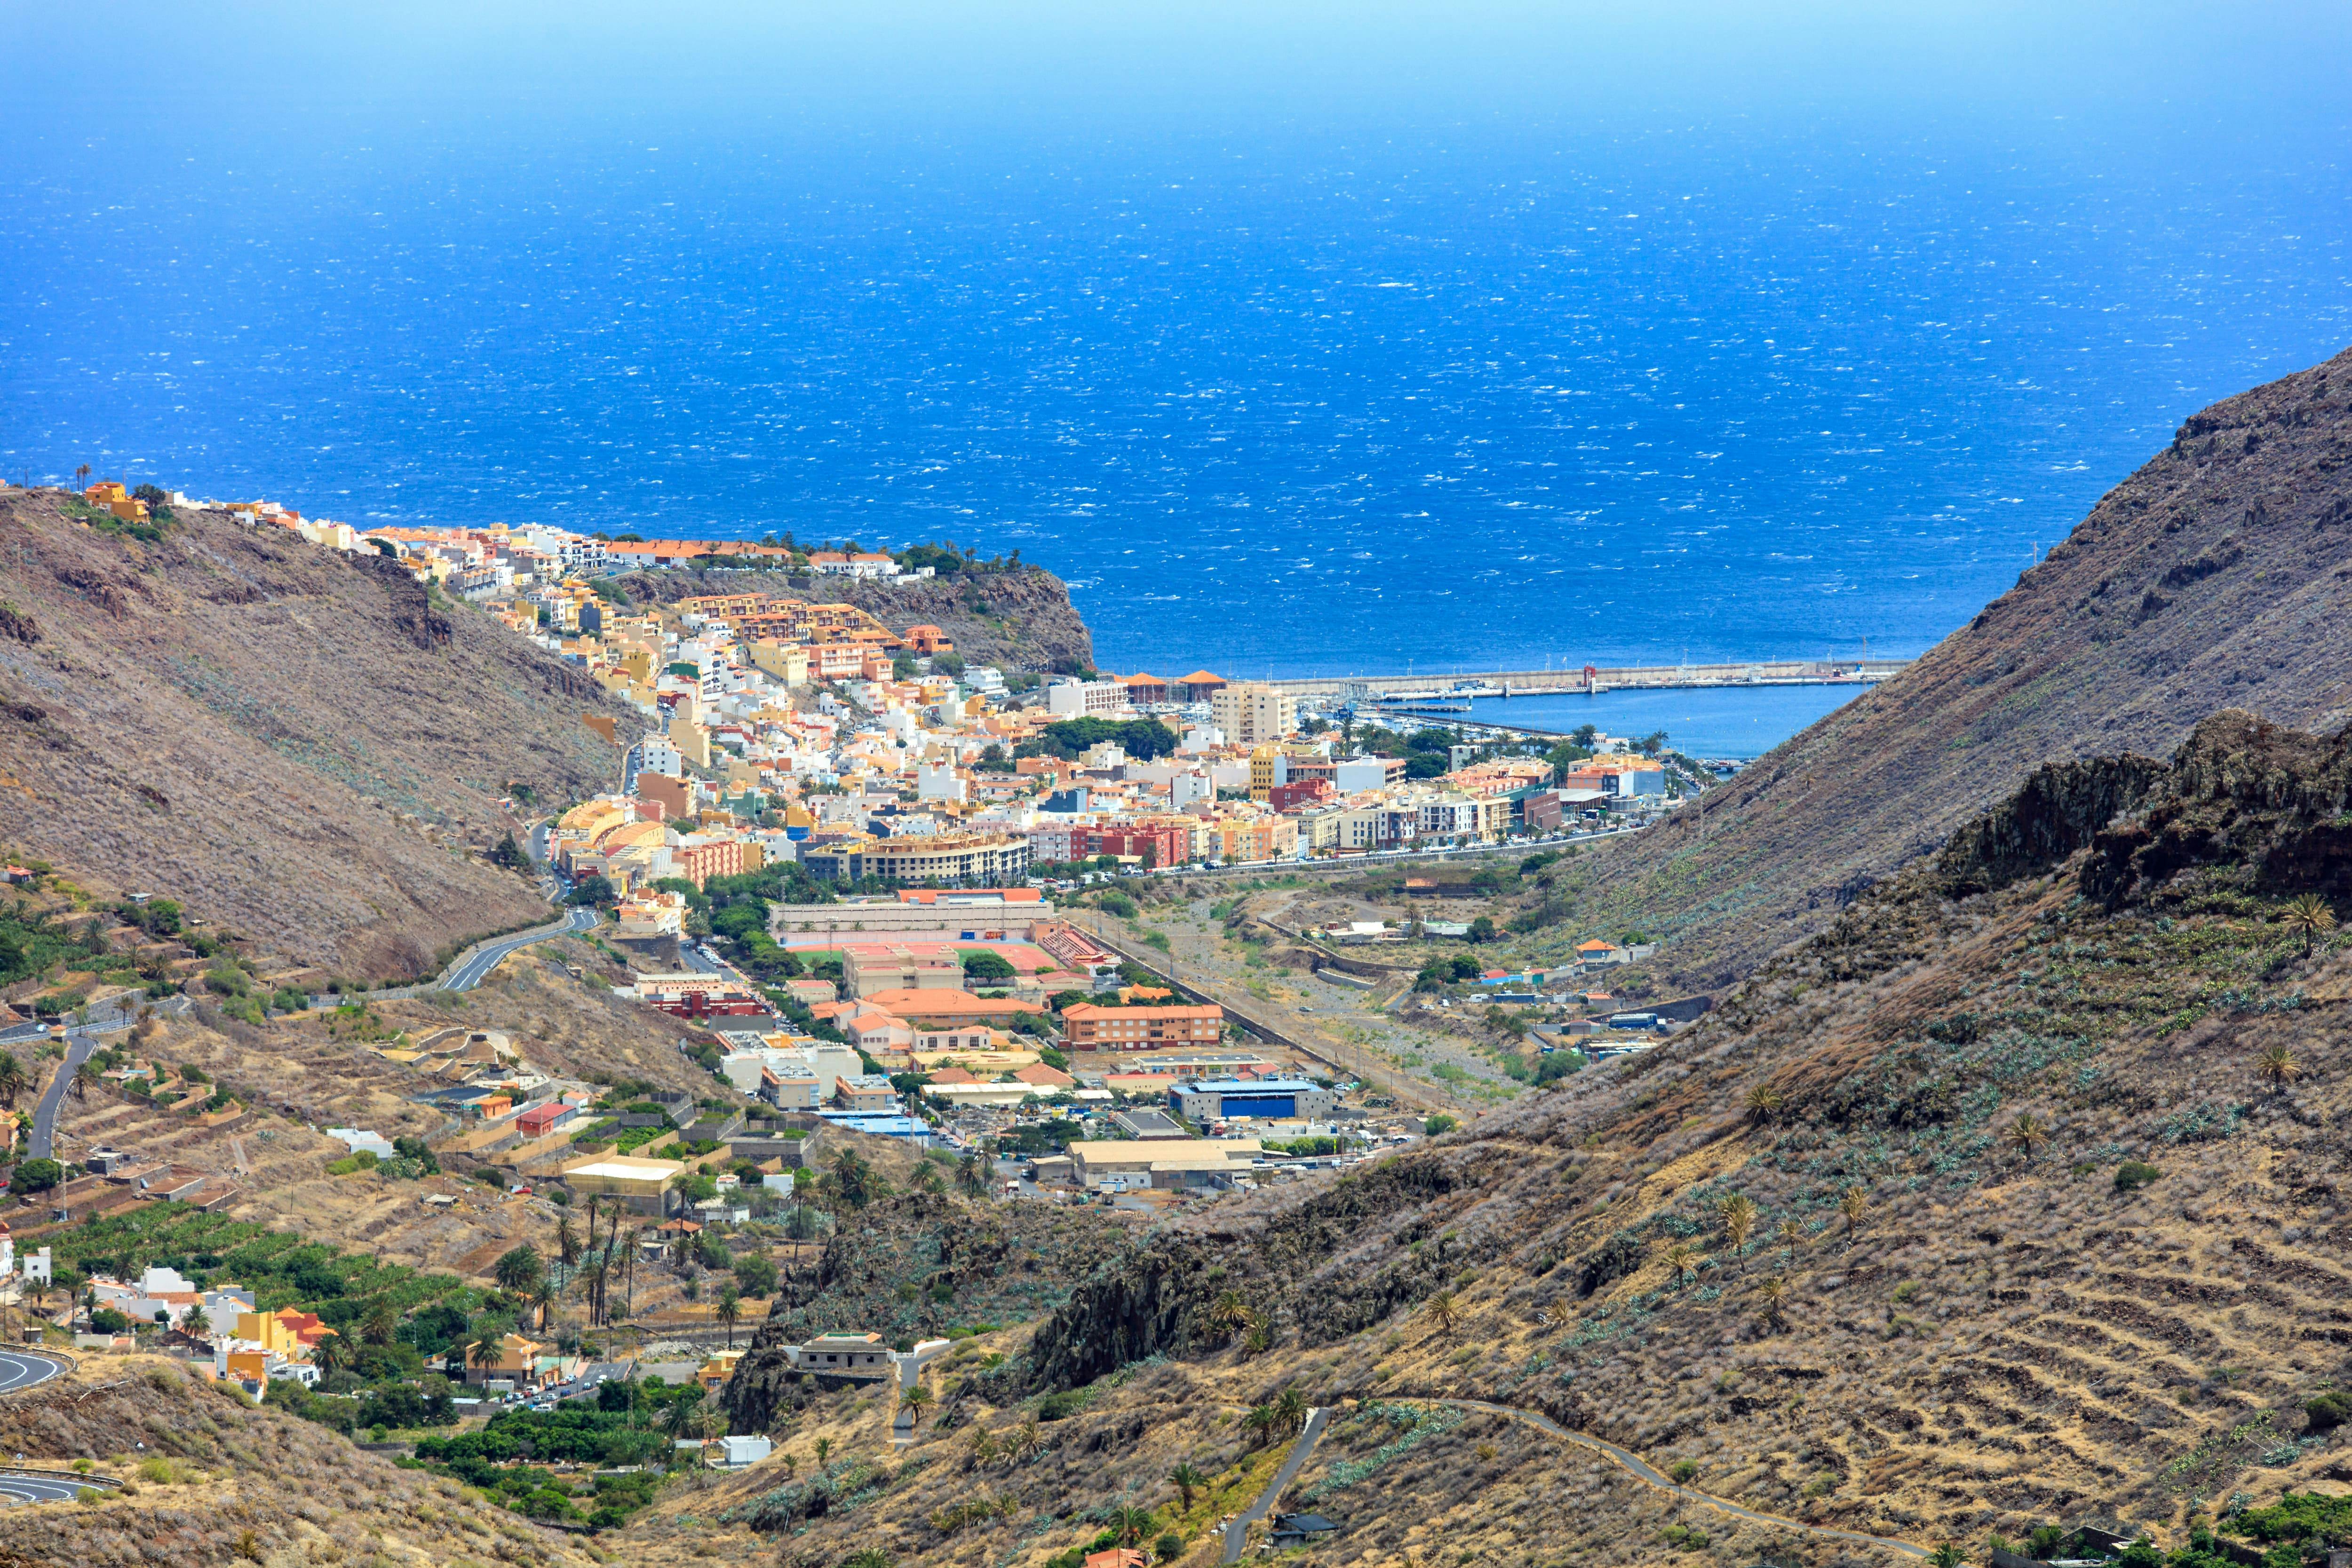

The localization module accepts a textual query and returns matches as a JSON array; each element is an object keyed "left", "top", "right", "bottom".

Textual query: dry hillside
[
  {"left": 700, "top": 712, "right": 2352, "bottom": 1568},
  {"left": 0, "top": 1355, "right": 596, "bottom": 1568},
  {"left": 1553, "top": 342, "right": 2352, "bottom": 994},
  {"left": 0, "top": 487, "right": 637, "bottom": 976}
]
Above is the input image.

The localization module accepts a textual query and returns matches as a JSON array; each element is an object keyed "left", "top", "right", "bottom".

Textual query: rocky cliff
[
  {"left": 613, "top": 563, "right": 1096, "bottom": 674},
  {"left": 0, "top": 489, "right": 639, "bottom": 976},
  {"left": 1555, "top": 342, "right": 2352, "bottom": 992}
]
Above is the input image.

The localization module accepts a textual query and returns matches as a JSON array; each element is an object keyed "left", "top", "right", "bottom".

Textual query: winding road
[
  {"left": 309, "top": 905, "right": 598, "bottom": 1007},
  {"left": 1221, "top": 1406, "right": 1328, "bottom": 1565},
  {"left": 1438, "top": 1398, "right": 1928, "bottom": 1560},
  {"left": 0, "top": 1351, "right": 111, "bottom": 1506}
]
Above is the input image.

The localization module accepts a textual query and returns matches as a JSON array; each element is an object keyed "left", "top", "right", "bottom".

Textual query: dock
[{"left": 1271, "top": 659, "right": 1908, "bottom": 700}]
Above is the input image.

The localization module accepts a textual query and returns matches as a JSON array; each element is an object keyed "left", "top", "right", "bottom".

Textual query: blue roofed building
[{"left": 1172, "top": 1077, "right": 1335, "bottom": 1123}]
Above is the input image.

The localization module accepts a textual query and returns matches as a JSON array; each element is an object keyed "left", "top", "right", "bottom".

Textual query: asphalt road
[
  {"left": 1444, "top": 1398, "right": 1928, "bottom": 1560},
  {"left": 0, "top": 1468, "right": 112, "bottom": 1506},
  {"left": 27, "top": 1035, "right": 95, "bottom": 1161},
  {"left": 1222, "top": 1406, "right": 1328, "bottom": 1564},
  {"left": 0, "top": 1353, "right": 69, "bottom": 1396},
  {"left": 441, "top": 907, "right": 598, "bottom": 991}
]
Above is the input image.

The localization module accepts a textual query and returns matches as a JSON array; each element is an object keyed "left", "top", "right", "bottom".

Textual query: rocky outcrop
[
  {"left": 1935, "top": 753, "right": 2169, "bottom": 894},
  {"left": 614, "top": 564, "right": 1095, "bottom": 674}
]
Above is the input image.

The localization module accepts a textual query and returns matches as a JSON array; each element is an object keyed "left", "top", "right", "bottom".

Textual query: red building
[
  {"left": 1268, "top": 778, "right": 1334, "bottom": 813},
  {"left": 1082, "top": 824, "right": 1187, "bottom": 869}
]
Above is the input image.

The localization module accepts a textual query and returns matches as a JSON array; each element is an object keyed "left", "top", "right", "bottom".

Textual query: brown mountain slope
[
  {"left": 709, "top": 712, "right": 2352, "bottom": 1568},
  {"left": 0, "top": 488, "right": 636, "bottom": 975},
  {"left": 0, "top": 1354, "right": 596, "bottom": 1568},
  {"left": 1548, "top": 342, "right": 2352, "bottom": 994}
]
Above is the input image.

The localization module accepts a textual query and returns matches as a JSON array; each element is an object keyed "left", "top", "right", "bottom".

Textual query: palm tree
[
  {"left": 75, "top": 464, "right": 90, "bottom": 494},
  {"left": 1719, "top": 1195, "right": 1757, "bottom": 1262},
  {"left": 468, "top": 1333, "right": 501, "bottom": 1386},
  {"left": 72, "top": 1063, "right": 95, "bottom": 1101},
  {"left": 312, "top": 1330, "right": 350, "bottom": 1381},
  {"left": 812, "top": 1435, "right": 834, "bottom": 1468},
  {"left": 1776, "top": 1217, "right": 1804, "bottom": 1269},
  {"left": 555, "top": 1213, "right": 579, "bottom": 1268},
  {"left": 913, "top": 1161, "right": 945, "bottom": 1195},
  {"left": 620, "top": 1226, "right": 644, "bottom": 1319},
  {"left": 1757, "top": 1277, "right": 1790, "bottom": 1332},
  {"left": 2258, "top": 1044, "right": 2301, "bottom": 1096},
  {"left": 2282, "top": 892, "right": 2337, "bottom": 957},
  {"left": 361, "top": 1297, "right": 398, "bottom": 1347},
  {"left": 1008, "top": 1417, "right": 1042, "bottom": 1463},
  {"left": 969, "top": 1426, "right": 1000, "bottom": 1466},
  {"left": 1209, "top": 1289, "right": 1255, "bottom": 1342},
  {"left": 955, "top": 1152, "right": 992, "bottom": 1197},
  {"left": 714, "top": 1287, "right": 741, "bottom": 1349},
  {"left": 1108, "top": 1504, "right": 1158, "bottom": 1546},
  {"left": 1666, "top": 1243, "right": 1696, "bottom": 1289},
  {"left": 1743, "top": 1085, "right": 1783, "bottom": 1125},
  {"left": 527, "top": 1275, "right": 558, "bottom": 1335},
  {"left": 2002, "top": 1112, "right": 2050, "bottom": 1167},
  {"left": 1170, "top": 1462, "right": 1205, "bottom": 1512},
  {"left": 901, "top": 1381, "right": 936, "bottom": 1428},
  {"left": 1839, "top": 1186, "right": 1869, "bottom": 1247},
  {"left": 1241, "top": 1405, "right": 1279, "bottom": 1449},
  {"left": 1928, "top": 1544, "right": 1966, "bottom": 1568},
  {"left": 1273, "top": 1387, "right": 1308, "bottom": 1439},
  {"left": 1423, "top": 1289, "right": 1461, "bottom": 1338}
]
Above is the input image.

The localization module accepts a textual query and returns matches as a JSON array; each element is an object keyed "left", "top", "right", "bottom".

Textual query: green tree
[
  {"left": 0, "top": 1053, "right": 25, "bottom": 1111},
  {"left": 733, "top": 1254, "right": 779, "bottom": 1298},
  {"left": 1423, "top": 1290, "right": 1460, "bottom": 1338},
  {"left": 494, "top": 1245, "right": 545, "bottom": 1297},
  {"left": 1169, "top": 1462, "right": 1204, "bottom": 1511},
  {"left": 832, "top": 1149, "right": 879, "bottom": 1209},
  {"left": 714, "top": 1288, "right": 741, "bottom": 1350},
  {"left": 8, "top": 1158, "right": 62, "bottom": 1195}
]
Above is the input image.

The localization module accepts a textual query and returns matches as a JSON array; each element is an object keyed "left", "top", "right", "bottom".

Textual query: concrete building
[
  {"left": 560, "top": 1154, "right": 686, "bottom": 1214},
  {"left": 1059, "top": 1002, "right": 1225, "bottom": 1049},
  {"left": 1066, "top": 1138, "right": 1262, "bottom": 1192},
  {"left": 1172, "top": 1077, "right": 1337, "bottom": 1123},
  {"left": 1210, "top": 683, "right": 1296, "bottom": 746}
]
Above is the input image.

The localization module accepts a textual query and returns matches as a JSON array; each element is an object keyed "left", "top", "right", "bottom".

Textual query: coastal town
[{"left": 81, "top": 482, "right": 1691, "bottom": 881}]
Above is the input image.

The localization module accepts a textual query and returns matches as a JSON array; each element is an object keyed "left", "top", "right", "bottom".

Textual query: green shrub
[
  {"left": 2307, "top": 1393, "right": 2352, "bottom": 1432},
  {"left": 2114, "top": 1161, "right": 2163, "bottom": 1193}
]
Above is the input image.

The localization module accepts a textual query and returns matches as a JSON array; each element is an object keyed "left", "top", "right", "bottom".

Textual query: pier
[{"left": 1269, "top": 659, "right": 1909, "bottom": 701}]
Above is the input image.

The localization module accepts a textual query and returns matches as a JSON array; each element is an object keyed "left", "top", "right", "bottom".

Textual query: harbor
[{"left": 1269, "top": 658, "right": 1908, "bottom": 701}]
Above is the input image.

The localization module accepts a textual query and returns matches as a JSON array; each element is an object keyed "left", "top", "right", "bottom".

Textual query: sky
[{"left": 13, "top": 2, "right": 2351, "bottom": 138}]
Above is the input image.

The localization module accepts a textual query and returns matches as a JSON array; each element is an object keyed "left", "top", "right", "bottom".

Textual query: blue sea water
[
  {"left": 5, "top": 114, "right": 2349, "bottom": 725},
  {"left": 1457, "top": 686, "right": 1865, "bottom": 761}
]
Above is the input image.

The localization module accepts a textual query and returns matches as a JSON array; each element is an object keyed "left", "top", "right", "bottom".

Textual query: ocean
[{"left": 6, "top": 114, "right": 2349, "bottom": 759}]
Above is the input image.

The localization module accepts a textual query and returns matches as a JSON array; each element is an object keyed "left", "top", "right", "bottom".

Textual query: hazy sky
[{"left": 18, "top": 2, "right": 2351, "bottom": 137}]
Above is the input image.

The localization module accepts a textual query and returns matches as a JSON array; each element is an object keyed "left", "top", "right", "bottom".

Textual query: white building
[
  {"left": 1045, "top": 679, "right": 1129, "bottom": 718},
  {"left": 1210, "top": 683, "right": 1296, "bottom": 745}
]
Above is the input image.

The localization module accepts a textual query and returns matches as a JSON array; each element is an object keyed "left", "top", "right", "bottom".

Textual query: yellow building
[
  {"left": 1248, "top": 746, "right": 1283, "bottom": 802},
  {"left": 561, "top": 1154, "right": 685, "bottom": 1214},
  {"left": 235, "top": 1309, "right": 325, "bottom": 1355},
  {"left": 749, "top": 639, "right": 811, "bottom": 688},
  {"left": 697, "top": 1349, "right": 745, "bottom": 1391}
]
